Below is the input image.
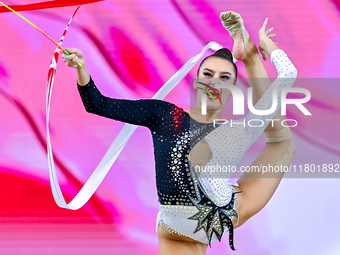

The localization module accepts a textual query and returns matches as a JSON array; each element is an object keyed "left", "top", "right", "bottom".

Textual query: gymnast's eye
[
  {"left": 221, "top": 75, "right": 231, "bottom": 80},
  {"left": 203, "top": 72, "right": 212, "bottom": 77}
]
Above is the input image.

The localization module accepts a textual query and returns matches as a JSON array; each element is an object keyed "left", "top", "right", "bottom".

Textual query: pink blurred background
[{"left": 0, "top": 0, "right": 340, "bottom": 254}]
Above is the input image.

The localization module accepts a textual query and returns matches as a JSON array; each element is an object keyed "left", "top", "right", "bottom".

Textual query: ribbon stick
[
  {"left": 0, "top": 1, "right": 82, "bottom": 67},
  {"left": 46, "top": 13, "right": 222, "bottom": 209}
]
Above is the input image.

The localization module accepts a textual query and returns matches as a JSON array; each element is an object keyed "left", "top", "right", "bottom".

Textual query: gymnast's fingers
[
  {"left": 260, "top": 17, "right": 269, "bottom": 32},
  {"left": 63, "top": 54, "right": 76, "bottom": 67},
  {"left": 70, "top": 55, "right": 79, "bottom": 63},
  {"left": 61, "top": 48, "right": 85, "bottom": 68},
  {"left": 65, "top": 48, "right": 82, "bottom": 56},
  {"left": 265, "top": 27, "right": 274, "bottom": 35}
]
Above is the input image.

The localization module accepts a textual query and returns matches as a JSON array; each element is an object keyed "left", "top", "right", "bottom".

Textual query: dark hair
[{"left": 197, "top": 48, "right": 238, "bottom": 81}]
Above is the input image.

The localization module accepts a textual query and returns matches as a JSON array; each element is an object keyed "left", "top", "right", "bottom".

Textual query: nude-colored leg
[
  {"left": 234, "top": 128, "right": 295, "bottom": 227},
  {"left": 225, "top": 11, "right": 284, "bottom": 132},
  {"left": 243, "top": 47, "right": 286, "bottom": 132},
  {"left": 238, "top": 32, "right": 285, "bottom": 132},
  {"left": 221, "top": 11, "right": 271, "bottom": 101},
  {"left": 243, "top": 47, "right": 270, "bottom": 102}
]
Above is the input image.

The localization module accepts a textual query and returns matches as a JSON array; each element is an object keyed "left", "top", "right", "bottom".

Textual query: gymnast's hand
[
  {"left": 61, "top": 48, "right": 90, "bottom": 86},
  {"left": 258, "top": 18, "right": 279, "bottom": 61},
  {"left": 61, "top": 48, "right": 85, "bottom": 69}
]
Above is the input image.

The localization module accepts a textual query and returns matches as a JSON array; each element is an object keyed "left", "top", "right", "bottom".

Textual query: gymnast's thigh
[
  {"left": 233, "top": 138, "right": 294, "bottom": 227},
  {"left": 158, "top": 225, "right": 208, "bottom": 255}
]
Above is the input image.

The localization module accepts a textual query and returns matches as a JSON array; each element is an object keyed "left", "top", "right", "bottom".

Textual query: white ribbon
[{"left": 47, "top": 41, "right": 223, "bottom": 210}]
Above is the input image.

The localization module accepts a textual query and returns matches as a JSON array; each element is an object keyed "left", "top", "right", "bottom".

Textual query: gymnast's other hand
[
  {"left": 258, "top": 18, "right": 279, "bottom": 61},
  {"left": 61, "top": 48, "right": 90, "bottom": 86},
  {"left": 61, "top": 48, "right": 85, "bottom": 69}
]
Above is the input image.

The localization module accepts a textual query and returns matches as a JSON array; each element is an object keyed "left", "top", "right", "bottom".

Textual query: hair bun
[{"left": 213, "top": 48, "right": 233, "bottom": 62}]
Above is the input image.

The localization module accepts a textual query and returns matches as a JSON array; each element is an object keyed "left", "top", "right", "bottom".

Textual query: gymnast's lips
[{"left": 207, "top": 89, "right": 220, "bottom": 99}]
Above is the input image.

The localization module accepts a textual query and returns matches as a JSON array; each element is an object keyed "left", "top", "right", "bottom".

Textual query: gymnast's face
[{"left": 195, "top": 56, "right": 236, "bottom": 111}]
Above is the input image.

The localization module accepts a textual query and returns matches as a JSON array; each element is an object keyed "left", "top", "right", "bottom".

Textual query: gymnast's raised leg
[{"left": 222, "top": 12, "right": 297, "bottom": 228}]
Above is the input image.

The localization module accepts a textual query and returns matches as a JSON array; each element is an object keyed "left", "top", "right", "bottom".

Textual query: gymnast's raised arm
[{"left": 61, "top": 48, "right": 169, "bottom": 128}]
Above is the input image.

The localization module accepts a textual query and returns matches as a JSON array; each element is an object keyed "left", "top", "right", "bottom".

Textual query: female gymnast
[{"left": 62, "top": 11, "right": 297, "bottom": 255}]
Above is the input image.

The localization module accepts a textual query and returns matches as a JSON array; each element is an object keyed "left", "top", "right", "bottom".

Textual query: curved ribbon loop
[{"left": 46, "top": 11, "right": 223, "bottom": 209}]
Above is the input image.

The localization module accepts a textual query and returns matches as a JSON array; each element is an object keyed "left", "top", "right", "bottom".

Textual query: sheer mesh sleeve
[{"left": 77, "top": 76, "right": 165, "bottom": 128}]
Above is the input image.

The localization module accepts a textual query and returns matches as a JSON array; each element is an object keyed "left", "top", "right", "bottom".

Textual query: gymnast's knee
[
  {"left": 264, "top": 126, "right": 295, "bottom": 164},
  {"left": 264, "top": 126, "right": 293, "bottom": 143}
]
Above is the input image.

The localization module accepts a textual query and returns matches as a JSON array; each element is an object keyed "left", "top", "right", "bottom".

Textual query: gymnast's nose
[{"left": 209, "top": 81, "right": 219, "bottom": 87}]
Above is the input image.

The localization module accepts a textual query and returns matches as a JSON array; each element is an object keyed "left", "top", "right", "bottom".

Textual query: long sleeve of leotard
[
  {"left": 242, "top": 49, "right": 297, "bottom": 149},
  {"left": 77, "top": 76, "right": 167, "bottom": 129}
]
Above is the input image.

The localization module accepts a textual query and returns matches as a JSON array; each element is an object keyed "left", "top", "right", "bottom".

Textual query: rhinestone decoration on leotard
[
  {"left": 188, "top": 184, "right": 241, "bottom": 250},
  {"left": 77, "top": 49, "right": 297, "bottom": 247},
  {"left": 168, "top": 131, "right": 190, "bottom": 193}
]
